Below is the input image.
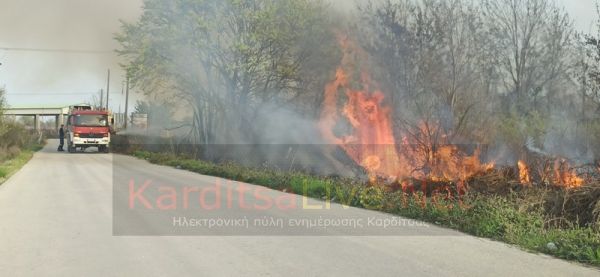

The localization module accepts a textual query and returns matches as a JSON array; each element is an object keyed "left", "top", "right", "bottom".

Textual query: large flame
[
  {"left": 319, "top": 38, "right": 403, "bottom": 180},
  {"left": 319, "top": 36, "right": 492, "bottom": 183}
]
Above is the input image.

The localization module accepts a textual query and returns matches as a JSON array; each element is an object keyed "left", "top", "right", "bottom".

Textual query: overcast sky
[
  {"left": 0, "top": 0, "right": 597, "bottom": 109},
  {"left": 0, "top": 0, "right": 144, "bottom": 109}
]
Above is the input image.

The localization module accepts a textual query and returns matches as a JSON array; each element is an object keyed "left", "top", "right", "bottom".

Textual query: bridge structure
[{"left": 2, "top": 106, "right": 70, "bottom": 130}]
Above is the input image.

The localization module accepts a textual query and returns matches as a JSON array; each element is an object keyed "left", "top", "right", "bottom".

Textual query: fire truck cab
[{"left": 66, "top": 104, "right": 111, "bottom": 153}]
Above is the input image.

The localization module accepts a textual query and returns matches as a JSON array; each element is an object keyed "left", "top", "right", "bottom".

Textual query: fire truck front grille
[{"left": 79, "top": 133, "right": 105, "bottom": 139}]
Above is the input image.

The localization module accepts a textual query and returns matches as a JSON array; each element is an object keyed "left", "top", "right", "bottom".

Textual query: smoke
[
  {"left": 325, "top": 0, "right": 363, "bottom": 11},
  {"left": 117, "top": 0, "right": 599, "bottom": 181},
  {"left": 224, "top": 103, "right": 358, "bottom": 176},
  {"left": 132, "top": 99, "right": 359, "bottom": 177}
]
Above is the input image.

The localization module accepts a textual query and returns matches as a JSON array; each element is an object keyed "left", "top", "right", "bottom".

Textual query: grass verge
[
  {"left": 131, "top": 150, "right": 600, "bottom": 266},
  {"left": 0, "top": 144, "right": 44, "bottom": 185}
]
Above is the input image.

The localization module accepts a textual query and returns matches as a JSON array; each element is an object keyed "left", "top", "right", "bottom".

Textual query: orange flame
[
  {"left": 518, "top": 160, "right": 531, "bottom": 185},
  {"left": 516, "top": 159, "right": 584, "bottom": 189},
  {"left": 553, "top": 160, "right": 583, "bottom": 188},
  {"left": 319, "top": 36, "right": 492, "bottom": 183},
  {"left": 400, "top": 123, "right": 494, "bottom": 181},
  {"left": 318, "top": 38, "right": 403, "bottom": 180}
]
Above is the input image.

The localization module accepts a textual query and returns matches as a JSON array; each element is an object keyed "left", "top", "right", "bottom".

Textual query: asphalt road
[{"left": 0, "top": 140, "right": 598, "bottom": 276}]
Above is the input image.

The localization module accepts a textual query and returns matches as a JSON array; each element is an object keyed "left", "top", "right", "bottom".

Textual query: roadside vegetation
[
  {"left": 120, "top": 147, "right": 600, "bottom": 266},
  {"left": 0, "top": 145, "right": 44, "bottom": 183},
  {"left": 0, "top": 88, "right": 45, "bottom": 184}
]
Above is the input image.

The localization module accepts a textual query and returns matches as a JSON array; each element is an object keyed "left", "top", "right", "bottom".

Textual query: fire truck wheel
[{"left": 99, "top": 146, "right": 109, "bottom": 153}]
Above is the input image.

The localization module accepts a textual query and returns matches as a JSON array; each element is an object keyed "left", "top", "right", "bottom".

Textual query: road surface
[{"left": 0, "top": 140, "right": 598, "bottom": 276}]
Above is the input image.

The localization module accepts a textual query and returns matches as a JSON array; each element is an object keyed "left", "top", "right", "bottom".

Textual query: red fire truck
[{"left": 66, "top": 104, "right": 111, "bottom": 153}]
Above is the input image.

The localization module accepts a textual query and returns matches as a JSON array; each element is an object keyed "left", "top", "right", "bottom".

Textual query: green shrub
[
  {"left": 359, "top": 186, "right": 385, "bottom": 210},
  {"left": 541, "top": 228, "right": 600, "bottom": 265},
  {"left": 290, "top": 176, "right": 330, "bottom": 198}
]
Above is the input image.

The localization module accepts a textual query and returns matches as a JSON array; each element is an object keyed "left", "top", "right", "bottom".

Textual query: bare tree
[
  {"left": 581, "top": 2, "right": 600, "bottom": 111},
  {"left": 483, "top": 0, "right": 574, "bottom": 113},
  {"left": 359, "top": 0, "right": 493, "bottom": 143}
]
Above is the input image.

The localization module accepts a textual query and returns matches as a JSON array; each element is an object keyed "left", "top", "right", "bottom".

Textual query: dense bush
[
  {"left": 0, "top": 88, "right": 42, "bottom": 162},
  {"left": 0, "top": 123, "right": 41, "bottom": 161}
]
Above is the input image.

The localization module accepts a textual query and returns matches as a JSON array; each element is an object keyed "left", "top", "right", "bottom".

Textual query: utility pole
[
  {"left": 124, "top": 75, "right": 130, "bottom": 129},
  {"left": 100, "top": 89, "right": 104, "bottom": 108},
  {"left": 106, "top": 69, "right": 111, "bottom": 110}
]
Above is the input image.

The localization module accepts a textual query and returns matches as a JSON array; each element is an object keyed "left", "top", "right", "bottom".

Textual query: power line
[
  {"left": 6, "top": 92, "right": 98, "bottom": 96},
  {"left": 0, "top": 47, "right": 113, "bottom": 54}
]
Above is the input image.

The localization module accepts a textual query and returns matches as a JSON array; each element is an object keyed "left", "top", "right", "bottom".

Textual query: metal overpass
[{"left": 3, "top": 106, "right": 70, "bottom": 130}]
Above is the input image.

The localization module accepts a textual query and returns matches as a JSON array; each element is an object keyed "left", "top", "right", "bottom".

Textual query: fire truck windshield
[{"left": 74, "top": 115, "right": 108, "bottom": 127}]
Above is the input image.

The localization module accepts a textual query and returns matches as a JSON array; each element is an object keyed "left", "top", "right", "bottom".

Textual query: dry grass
[
  {"left": 545, "top": 182, "right": 600, "bottom": 229},
  {"left": 467, "top": 168, "right": 600, "bottom": 230}
]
